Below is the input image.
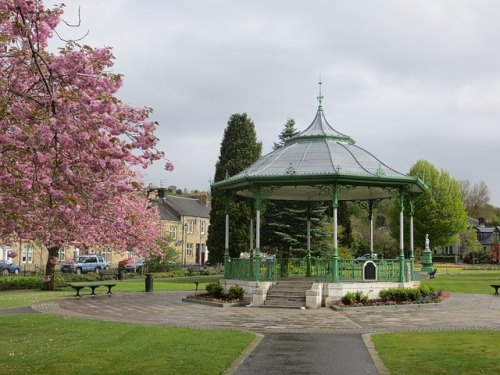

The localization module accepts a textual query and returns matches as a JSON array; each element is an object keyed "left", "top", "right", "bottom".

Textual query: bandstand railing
[{"left": 224, "top": 256, "right": 411, "bottom": 283}]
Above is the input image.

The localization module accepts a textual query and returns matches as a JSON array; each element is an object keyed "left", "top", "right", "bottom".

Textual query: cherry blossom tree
[{"left": 0, "top": 0, "right": 173, "bottom": 289}]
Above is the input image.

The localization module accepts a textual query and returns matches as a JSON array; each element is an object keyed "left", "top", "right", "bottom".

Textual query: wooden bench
[
  {"left": 428, "top": 269, "right": 437, "bottom": 279},
  {"left": 67, "top": 282, "right": 117, "bottom": 297},
  {"left": 98, "top": 269, "right": 120, "bottom": 280},
  {"left": 186, "top": 265, "right": 204, "bottom": 276},
  {"left": 490, "top": 284, "right": 500, "bottom": 296}
]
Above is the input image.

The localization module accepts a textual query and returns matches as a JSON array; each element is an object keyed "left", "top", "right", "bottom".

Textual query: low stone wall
[
  {"left": 323, "top": 281, "right": 420, "bottom": 306},
  {"left": 220, "top": 279, "right": 420, "bottom": 308},
  {"left": 220, "top": 279, "right": 274, "bottom": 306}
]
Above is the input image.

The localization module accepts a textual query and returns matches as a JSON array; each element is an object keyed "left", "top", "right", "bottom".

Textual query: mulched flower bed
[
  {"left": 334, "top": 291, "right": 449, "bottom": 309},
  {"left": 185, "top": 293, "right": 243, "bottom": 304}
]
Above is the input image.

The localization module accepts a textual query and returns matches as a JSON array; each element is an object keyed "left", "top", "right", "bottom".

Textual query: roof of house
[
  {"left": 157, "top": 199, "right": 180, "bottom": 221},
  {"left": 164, "top": 195, "right": 210, "bottom": 219}
]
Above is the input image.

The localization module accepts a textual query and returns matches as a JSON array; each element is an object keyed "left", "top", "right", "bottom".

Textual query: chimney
[
  {"left": 190, "top": 192, "right": 209, "bottom": 206},
  {"left": 478, "top": 217, "right": 485, "bottom": 227}
]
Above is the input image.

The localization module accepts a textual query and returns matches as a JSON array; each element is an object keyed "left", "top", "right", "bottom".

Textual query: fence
[{"left": 225, "top": 256, "right": 409, "bottom": 283}]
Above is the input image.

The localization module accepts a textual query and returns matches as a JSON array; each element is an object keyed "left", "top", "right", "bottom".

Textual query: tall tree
[
  {"left": 460, "top": 180, "right": 490, "bottom": 218},
  {"left": 273, "top": 118, "right": 299, "bottom": 150},
  {"left": 207, "top": 113, "right": 262, "bottom": 262},
  {"left": 263, "top": 118, "right": 330, "bottom": 261},
  {"left": 390, "top": 160, "right": 467, "bottom": 249},
  {"left": 0, "top": 1, "right": 171, "bottom": 289}
]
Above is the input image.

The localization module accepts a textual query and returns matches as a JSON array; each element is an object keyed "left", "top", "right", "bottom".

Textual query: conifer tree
[
  {"left": 207, "top": 114, "right": 262, "bottom": 263},
  {"left": 262, "top": 119, "right": 330, "bottom": 262}
]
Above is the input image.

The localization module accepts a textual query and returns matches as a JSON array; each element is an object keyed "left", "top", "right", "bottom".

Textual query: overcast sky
[{"left": 49, "top": 0, "right": 500, "bottom": 206}]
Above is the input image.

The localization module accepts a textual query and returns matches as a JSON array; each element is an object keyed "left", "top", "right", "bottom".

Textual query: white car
[{"left": 356, "top": 253, "right": 378, "bottom": 261}]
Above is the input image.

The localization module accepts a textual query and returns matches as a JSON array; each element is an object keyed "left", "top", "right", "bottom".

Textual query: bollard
[{"left": 145, "top": 273, "right": 153, "bottom": 292}]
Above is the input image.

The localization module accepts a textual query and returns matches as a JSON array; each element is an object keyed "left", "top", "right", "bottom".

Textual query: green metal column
[
  {"left": 332, "top": 186, "right": 339, "bottom": 283},
  {"left": 306, "top": 204, "right": 311, "bottom": 278},
  {"left": 223, "top": 193, "right": 230, "bottom": 278},
  {"left": 398, "top": 188, "right": 406, "bottom": 283},
  {"left": 368, "top": 200, "right": 374, "bottom": 258},
  {"left": 409, "top": 197, "right": 415, "bottom": 281},
  {"left": 254, "top": 187, "right": 262, "bottom": 282}
]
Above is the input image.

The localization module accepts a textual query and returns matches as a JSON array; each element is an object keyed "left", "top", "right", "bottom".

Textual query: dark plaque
[{"left": 364, "top": 262, "right": 376, "bottom": 280}]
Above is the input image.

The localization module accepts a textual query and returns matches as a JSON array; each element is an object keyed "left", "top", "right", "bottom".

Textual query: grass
[
  {"left": 0, "top": 275, "right": 222, "bottom": 308},
  {"left": 372, "top": 331, "right": 500, "bottom": 375},
  {"left": 421, "top": 270, "right": 500, "bottom": 294},
  {"left": 0, "top": 314, "right": 254, "bottom": 375}
]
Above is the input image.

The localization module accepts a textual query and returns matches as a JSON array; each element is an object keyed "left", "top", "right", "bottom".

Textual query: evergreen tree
[
  {"left": 273, "top": 118, "right": 299, "bottom": 150},
  {"left": 262, "top": 118, "right": 330, "bottom": 261},
  {"left": 338, "top": 201, "right": 353, "bottom": 248},
  {"left": 207, "top": 114, "right": 262, "bottom": 263},
  {"left": 390, "top": 160, "right": 468, "bottom": 249}
]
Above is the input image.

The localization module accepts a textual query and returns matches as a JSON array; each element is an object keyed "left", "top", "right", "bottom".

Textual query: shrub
[
  {"left": 205, "top": 282, "right": 223, "bottom": 298},
  {"left": 228, "top": 285, "right": 244, "bottom": 300},
  {"left": 341, "top": 291, "right": 369, "bottom": 306},
  {"left": 418, "top": 284, "right": 434, "bottom": 297},
  {"left": 0, "top": 276, "right": 43, "bottom": 290}
]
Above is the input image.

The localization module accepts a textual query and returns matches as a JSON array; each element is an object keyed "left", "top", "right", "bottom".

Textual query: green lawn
[
  {"left": 0, "top": 276, "right": 222, "bottom": 308},
  {"left": 421, "top": 270, "right": 500, "bottom": 294},
  {"left": 0, "top": 314, "right": 254, "bottom": 375},
  {"left": 372, "top": 331, "right": 500, "bottom": 375}
]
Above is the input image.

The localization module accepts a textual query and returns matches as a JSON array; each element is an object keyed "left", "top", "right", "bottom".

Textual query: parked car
[
  {"left": 0, "top": 260, "right": 20, "bottom": 275},
  {"left": 356, "top": 253, "right": 378, "bottom": 261},
  {"left": 124, "top": 257, "right": 146, "bottom": 273},
  {"left": 60, "top": 259, "right": 76, "bottom": 273},
  {"left": 61, "top": 255, "right": 108, "bottom": 274},
  {"left": 118, "top": 258, "right": 134, "bottom": 270}
]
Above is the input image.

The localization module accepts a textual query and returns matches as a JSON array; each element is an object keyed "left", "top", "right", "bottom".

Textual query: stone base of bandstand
[
  {"left": 221, "top": 279, "right": 420, "bottom": 309},
  {"left": 322, "top": 281, "right": 420, "bottom": 307}
]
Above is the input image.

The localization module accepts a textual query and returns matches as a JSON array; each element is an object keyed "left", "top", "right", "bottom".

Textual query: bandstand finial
[{"left": 317, "top": 75, "right": 324, "bottom": 111}]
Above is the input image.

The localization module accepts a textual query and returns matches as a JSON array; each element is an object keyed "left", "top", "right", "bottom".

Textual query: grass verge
[
  {"left": 0, "top": 314, "right": 254, "bottom": 375},
  {"left": 372, "top": 331, "right": 500, "bottom": 375},
  {"left": 0, "top": 276, "right": 222, "bottom": 308},
  {"left": 421, "top": 270, "right": 500, "bottom": 294}
]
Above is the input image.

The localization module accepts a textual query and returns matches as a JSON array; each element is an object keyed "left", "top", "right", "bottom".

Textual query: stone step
[
  {"left": 262, "top": 300, "right": 306, "bottom": 308},
  {"left": 266, "top": 291, "right": 307, "bottom": 298},
  {"left": 264, "top": 294, "right": 306, "bottom": 301}
]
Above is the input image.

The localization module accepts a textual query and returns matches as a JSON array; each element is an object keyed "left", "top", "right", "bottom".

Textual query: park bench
[
  {"left": 490, "top": 284, "right": 500, "bottom": 296},
  {"left": 98, "top": 268, "right": 121, "bottom": 280},
  {"left": 428, "top": 269, "right": 437, "bottom": 279},
  {"left": 67, "top": 281, "right": 116, "bottom": 297},
  {"left": 186, "top": 265, "right": 204, "bottom": 276}
]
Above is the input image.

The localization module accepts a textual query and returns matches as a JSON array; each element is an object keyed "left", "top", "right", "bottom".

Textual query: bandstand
[{"left": 212, "top": 86, "right": 427, "bottom": 307}]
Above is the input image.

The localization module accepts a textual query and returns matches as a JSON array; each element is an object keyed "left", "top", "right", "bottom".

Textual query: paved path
[
  {"left": 31, "top": 292, "right": 500, "bottom": 334},
  {"left": 14, "top": 292, "right": 500, "bottom": 374}
]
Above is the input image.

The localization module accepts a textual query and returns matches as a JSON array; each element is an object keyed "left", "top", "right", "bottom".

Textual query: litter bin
[
  {"left": 145, "top": 273, "right": 153, "bottom": 292},
  {"left": 117, "top": 269, "right": 123, "bottom": 281}
]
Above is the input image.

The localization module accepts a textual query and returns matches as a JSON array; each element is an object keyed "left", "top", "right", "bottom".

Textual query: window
[
  {"left": 102, "top": 248, "right": 112, "bottom": 263},
  {"left": 22, "top": 244, "right": 33, "bottom": 264},
  {"left": 170, "top": 226, "right": 177, "bottom": 239},
  {"left": 187, "top": 220, "right": 194, "bottom": 234},
  {"left": 186, "top": 243, "right": 194, "bottom": 257},
  {"left": 200, "top": 220, "right": 206, "bottom": 235},
  {"left": 58, "top": 248, "right": 66, "bottom": 261}
]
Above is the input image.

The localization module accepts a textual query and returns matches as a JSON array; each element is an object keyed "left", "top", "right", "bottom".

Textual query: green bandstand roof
[{"left": 213, "top": 99, "right": 427, "bottom": 201}]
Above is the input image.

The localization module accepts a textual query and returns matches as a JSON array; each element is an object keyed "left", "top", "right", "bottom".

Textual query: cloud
[{"left": 48, "top": 0, "right": 500, "bottom": 206}]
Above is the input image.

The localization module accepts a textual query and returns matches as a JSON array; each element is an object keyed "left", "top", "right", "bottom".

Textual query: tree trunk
[{"left": 42, "top": 246, "right": 59, "bottom": 291}]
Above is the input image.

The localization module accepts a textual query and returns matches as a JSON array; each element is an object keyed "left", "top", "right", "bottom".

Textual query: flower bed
[
  {"left": 182, "top": 282, "right": 247, "bottom": 307},
  {"left": 334, "top": 286, "right": 448, "bottom": 309}
]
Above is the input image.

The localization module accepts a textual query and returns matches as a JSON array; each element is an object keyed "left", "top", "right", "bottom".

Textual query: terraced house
[{"left": 153, "top": 189, "right": 211, "bottom": 265}]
